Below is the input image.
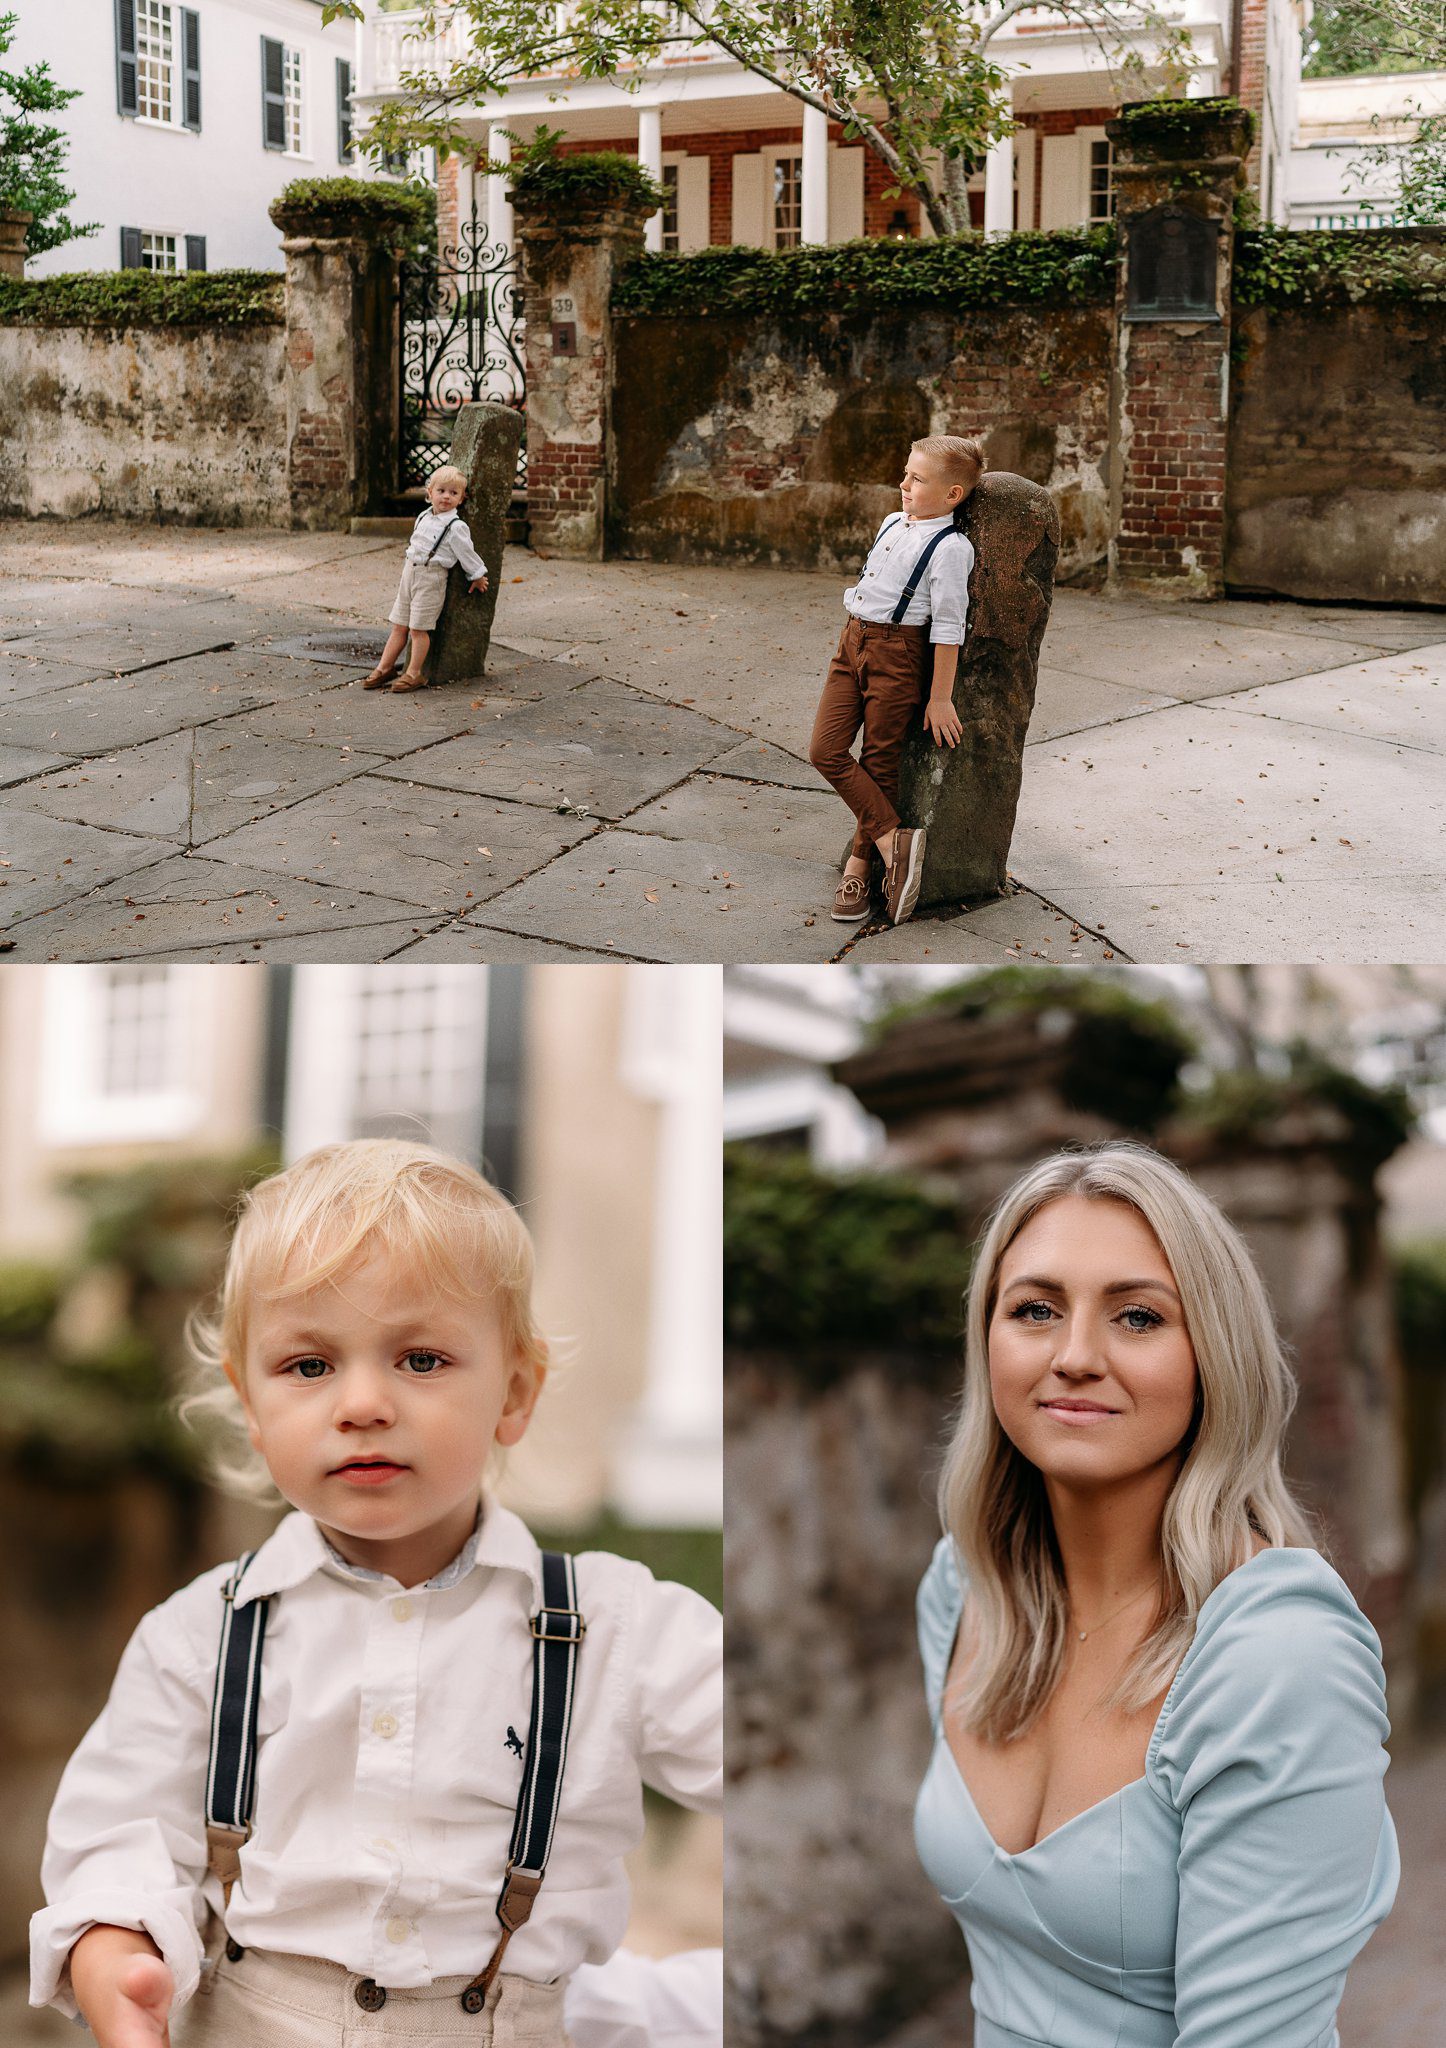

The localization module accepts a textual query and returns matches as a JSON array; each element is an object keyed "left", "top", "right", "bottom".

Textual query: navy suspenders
[
  {"left": 203, "top": 1547, "right": 585, "bottom": 2015},
  {"left": 859, "top": 513, "right": 963, "bottom": 627},
  {"left": 415, "top": 510, "right": 458, "bottom": 564}
]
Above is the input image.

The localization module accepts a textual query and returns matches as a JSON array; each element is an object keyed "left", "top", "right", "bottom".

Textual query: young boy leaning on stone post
[
  {"left": 808, "top": 435, "right": 983, "bottom": 926},
  {"left": 360, "top": 465, "right": 489, "bottom": 693}
]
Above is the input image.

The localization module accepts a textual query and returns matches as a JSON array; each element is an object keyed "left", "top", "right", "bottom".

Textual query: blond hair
[
  {"left": 938, "top": 1142, "right": 1315, "bottom": 1742},
  {"left": 912, "top": 434, "right": 985, "bottom": 500},
  {"left": 428, "top": 465, "right": 468, "bottom": 495},
  {"left": 181, "top": 1139, "right": 548, "bottom": 1502}
]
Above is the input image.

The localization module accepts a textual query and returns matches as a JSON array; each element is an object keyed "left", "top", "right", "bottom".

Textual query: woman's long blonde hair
[{"left": 938, "top": 1142, "right": 1316, "bottom": 1742}]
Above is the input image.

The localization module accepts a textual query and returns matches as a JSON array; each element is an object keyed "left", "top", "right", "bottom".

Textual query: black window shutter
[
  {"left": 182, "top": 9, "right": 201, "bottom": 130},
  {"left": 185, "top": 234, "right": 207, "bottom": 271},
  {"left": 120, "top": 225, "right": 143, "bottom": 268},
  {"left": 336, "top": 57, "right": 353, "bottom": 163},
  {"left": 115, "top": 0, "right": 138, "bottom": 116},
  {"left": 261, "top": 37, "right": 286, "bottom": 151}
]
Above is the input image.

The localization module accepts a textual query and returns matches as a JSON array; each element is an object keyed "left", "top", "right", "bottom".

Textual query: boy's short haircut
[
  {"left": 182, "top": 1139, "right": 547, "bottom": 1499},
  {"left": 428, "top": 464, "right": 468, "bottom": 495},
  {"left": 912, "top": 434, "right": 986, "bottom": 499}
]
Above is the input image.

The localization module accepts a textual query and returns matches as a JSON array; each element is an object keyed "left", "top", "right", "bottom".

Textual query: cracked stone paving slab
[
  {"left": 0, "top": 809, "right": 173, "bottom": 930},
  {"left": 0, "top": 668, "right": 282, "bottom": 758},
  {"left": 624, "top": 773, "right": 844, "bottom": 865},
  {"left": 198, "top": 777, "right": 599, "bottom": 911}
]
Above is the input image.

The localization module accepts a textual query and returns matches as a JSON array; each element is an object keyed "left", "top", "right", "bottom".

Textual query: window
[
  {"left": 38, "top": 967, "right": 205, "bottom": 1146},
  {"left": 772, "top": 153, "right": 802, "bottom": 248},
  {"left": 261, "top": 37, "right": 303, "bottom": 154},
  {"left": 660, "top": 162, "right": 680, "bottom": 251},
  {"left": 136, "top": 0, "right": 173, "bottom": 122},
  {"left": 337, "top": 56, "right": 354, "bottom": 163},
  {"left": 117, "top": 0, "right": 200, "bottom": 129},
  {"left": 139, "top": 230, "right": 178, "bottom": 271},
  {"left": 283, "top": 45, "right": 304, "bottom": 155},
  {"left": 1088, "top": 139, "right": 1116, "bottom": 222}
]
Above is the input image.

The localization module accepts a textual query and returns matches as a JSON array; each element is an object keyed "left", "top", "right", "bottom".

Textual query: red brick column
[
  {"left": 513, "top": 195, "right": 652, "bottom": 559},
  {"left": 1106, "top": 101, "right": 1253, "bottom": 598},
  {"left": 272, "top": 204, "right": 403, "bottom": 530}
]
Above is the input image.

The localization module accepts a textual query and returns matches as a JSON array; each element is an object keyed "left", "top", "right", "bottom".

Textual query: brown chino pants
[{"left": 808, "top": 616, "right": 930, "bottom": 861}]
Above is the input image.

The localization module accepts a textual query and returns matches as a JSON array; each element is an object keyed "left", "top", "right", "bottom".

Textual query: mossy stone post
[
  {"left": 895, "top": 472, "right": 1059, "bottom": 910},
  {"left": 513, "top": 193, "right": 653, "bottom": 559},
  {"left": 0, "top": 207, "right": 31, "bottom": 280},
  {"left": 270, "top": 187, "right": 413, "bottom": 530},
  {"left": 425, "top": 401, "right": 525, "bottom": 683},
  {"left": 1107, "top": 98, "right": 1253, "bottom": 597}
]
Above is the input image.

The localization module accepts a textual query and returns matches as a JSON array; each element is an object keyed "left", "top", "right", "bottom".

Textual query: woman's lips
[
  {"left": 1039, "top": 1401, "right": 1119, "bottom": 1427},
  {"left": 333, "top": 1460, "right": 408, "bottom": 1486}
]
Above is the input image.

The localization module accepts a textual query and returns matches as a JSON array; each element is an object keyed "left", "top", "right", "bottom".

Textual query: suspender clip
[
  {"left": 530, "top": 1605, "right": 585, "bottom": 1643},
  {"left": 496, "top": 1865, "right": 544, "bottom": 1933},
  {"left": 205, "top": 1822, "right": 250, "bottom": 1904}
]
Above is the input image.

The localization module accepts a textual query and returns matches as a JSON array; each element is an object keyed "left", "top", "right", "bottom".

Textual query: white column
[
  {"left": 983, "top": 113, "right": 1015, "bottom": 237},
  {"left": 638, "top": 105, "right": 663, "bottom": 253},
  {"left": 487, "top": 120, "right": 514, "bottom": 257},
  {"left": 801, "top": 101, "right": 829, "bottom": 242},
  {"left": 354, "top": 8, "right": 373, "bottom": 99}
]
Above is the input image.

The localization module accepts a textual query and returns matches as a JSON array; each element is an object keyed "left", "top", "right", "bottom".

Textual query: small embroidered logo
[{"left": 505, "top": 1725, "right": 524, "bottom": 1758}]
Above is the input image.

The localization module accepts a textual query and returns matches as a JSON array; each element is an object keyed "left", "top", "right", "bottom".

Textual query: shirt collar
[
  {"left": 901, "top": 510, "right": 955, "bottom": 530},
  {"left": 233, "top": 1496, "right": 542, "bottom": 1607}
]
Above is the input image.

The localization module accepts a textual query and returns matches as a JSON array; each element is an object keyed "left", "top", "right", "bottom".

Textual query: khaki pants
[
  {"left": 171, "top": 1945, "right": 572, "bottom": 2048},
  {"left": 808, "top": 616, "right": 930, "bottom": 860}
]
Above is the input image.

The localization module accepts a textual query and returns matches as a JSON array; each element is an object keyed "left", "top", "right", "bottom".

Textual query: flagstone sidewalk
[{"left": 2, "top": 522, "right": 1441, "bottom": 964}]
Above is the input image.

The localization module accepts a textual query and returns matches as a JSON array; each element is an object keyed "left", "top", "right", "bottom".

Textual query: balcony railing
[{"left": 370, "top": 1, "right": 718, "bottom": 93}]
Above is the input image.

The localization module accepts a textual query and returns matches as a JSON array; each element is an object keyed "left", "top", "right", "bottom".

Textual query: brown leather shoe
[
  {"left": 886, "top": 827, "right": 927, "bottom": 924},
  {"left": 831, "top": 872, "right": 873, "bottom": 923}
]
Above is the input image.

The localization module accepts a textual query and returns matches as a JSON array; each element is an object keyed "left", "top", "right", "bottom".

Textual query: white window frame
[
  {"left": 1082, "top": 127, "right": 1116, "bottom": 224},
  {"left": 139, "top": 229, "right": 180, "bottom": 272},
  {"left": 282, "top": 966, "right": 490, "bottom": 1165},
  {"left": 764, "top": 145, "right": 803, "bottom": 249},
  {"left": 37, "top": 966, "right": 206, "bottom": 1147},
  {"left": 659, "top": 159, "right": 681, "bottom": 251},
  {"left": 135, "top": 0, "right": 180, "bottom": 129},
  {"left": 282, "top": 42, "right": 306, "bottom": 159}
]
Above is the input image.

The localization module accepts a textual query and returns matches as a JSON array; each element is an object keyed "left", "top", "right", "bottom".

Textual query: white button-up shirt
[
  {"left": 843, "top": 511, "right": 974, "bottom": 644},
  {"left": 406, "top": 509, "right": 488, "bottom": 581},
  {"left": 30, "top": 1502, "right": 721, "bottom": 2025}
]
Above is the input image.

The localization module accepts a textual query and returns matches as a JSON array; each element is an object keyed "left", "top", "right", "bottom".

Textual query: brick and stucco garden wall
[
  {"left": 0, "top": 321, "right": 288, "bottom": 524},
  {"left": 609, "top": 304, "right": 1114, "bottom": 579},
  {"left": 1227, "top": 298, "right": 1446, "bottom": 606}
]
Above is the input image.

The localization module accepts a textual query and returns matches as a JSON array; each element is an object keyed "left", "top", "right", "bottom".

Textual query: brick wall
[
  {"left": 1236, "top": 0, "right": 1269, "bottom": 191},
  {"left": 1114, "top": 322, "right": 1230, "bottom": 591},
  {"left": 610, "top": 302, "right": 1113, "bottom": 576}
]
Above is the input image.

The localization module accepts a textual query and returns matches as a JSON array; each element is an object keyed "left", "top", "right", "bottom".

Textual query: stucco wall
[
  {"left": 1226, "top": 300, "right": 1446, "bottom": 606},
  {"left": 0, "top": 321, "right": 287, "bottom": 524},
  {"left": 609, "top": 306, "right": 1114, "bottom": 582}
]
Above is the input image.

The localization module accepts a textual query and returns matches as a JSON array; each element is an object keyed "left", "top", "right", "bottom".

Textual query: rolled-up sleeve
[
  {"left": 30, "top": 1596, "right": 216, "bottom": 2022},
  {"left": 626, "top": 1570, "right": 721, "bottom": 1814},
  {"left": 1153, "top": 1558, "right": 1399, "bottom": 2048},
  {"left": 447, "top": 519, "right": 488, "bottom": 582},
  {"left": 925, "top": 533, "right": 973, "bottom": 645}
]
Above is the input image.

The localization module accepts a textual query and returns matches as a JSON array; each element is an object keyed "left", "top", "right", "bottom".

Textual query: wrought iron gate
[{"left": 398, "top": 201, "right": 526, "bottom": 495}]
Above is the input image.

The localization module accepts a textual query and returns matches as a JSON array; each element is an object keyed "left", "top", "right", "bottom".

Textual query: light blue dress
[{"left": 914, "top": 1542, "right": 1399, "bottom": 2048}]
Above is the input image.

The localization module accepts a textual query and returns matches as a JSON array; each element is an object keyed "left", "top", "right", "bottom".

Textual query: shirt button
[
  {"left": 386, "top": 1917, "right": 410, "bottom": 1945},
  {"left": 391, "top": 1597, "right": 414, "bottom": 1622},
  {"left": 373, "top": 1711, "right": 399, "bottom": 1739}
]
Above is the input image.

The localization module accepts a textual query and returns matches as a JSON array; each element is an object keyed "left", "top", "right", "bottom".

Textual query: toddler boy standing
[
  {"left": 361, "top": 464, "right": 489, "bottom": 693},
  {"left": 808, "top": 435, "right": 983, "bottom": 925}
]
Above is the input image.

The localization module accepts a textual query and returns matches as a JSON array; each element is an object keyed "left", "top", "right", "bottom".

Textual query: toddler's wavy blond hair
[{"left": 181, "top": 1139, "right": 548, "bottom": 1502}]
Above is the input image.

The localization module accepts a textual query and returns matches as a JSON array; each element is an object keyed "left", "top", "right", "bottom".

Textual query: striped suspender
[
  {"left": 203, "top": 1547, "right": 585, "bottom": 2017},
  {"left": 461, "top": 1551, "right": 585, "bottom": 2011},
  {"left": 204, "top": 1552, "right": 269, "bottom": 1907},
  {"left": 423, "top": 511, "right": 458, "bottom": 563}
]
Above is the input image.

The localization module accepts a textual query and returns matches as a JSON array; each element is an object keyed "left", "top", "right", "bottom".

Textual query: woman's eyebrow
[
  {"left": 1103, "top": 1278, "right": 1180, "bottom": 1301},
  {"left": 1000, "top": 1274, "right": 1180, "bottom": 1302}
]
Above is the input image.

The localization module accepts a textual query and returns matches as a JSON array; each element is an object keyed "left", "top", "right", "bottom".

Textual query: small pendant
[{"left": 1078, "top": 1629, "right": 1087, "bottom": 1641}]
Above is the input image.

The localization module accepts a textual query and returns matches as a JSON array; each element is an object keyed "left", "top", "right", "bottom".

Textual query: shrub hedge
[{"left": 0, "top": 268, "right": 283, "bottom": 327}]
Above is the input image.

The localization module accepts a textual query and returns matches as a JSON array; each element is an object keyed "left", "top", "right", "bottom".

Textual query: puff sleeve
[
  {"left": 1148, "top": 1550, "right": 1399, "bottom": 2048},
  {"left": 916, "top": 1536, "right": 965, "bottom": 1732}
]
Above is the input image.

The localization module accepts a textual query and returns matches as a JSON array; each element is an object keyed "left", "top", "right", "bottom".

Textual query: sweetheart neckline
[{"left": 933, "top": 1727, "right": 1155, "bottom": 1862}]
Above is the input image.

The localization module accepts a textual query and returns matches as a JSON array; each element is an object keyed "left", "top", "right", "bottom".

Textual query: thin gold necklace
[{"left": 1071, "top": 1583, "right": 1159, "bottom": 1643}]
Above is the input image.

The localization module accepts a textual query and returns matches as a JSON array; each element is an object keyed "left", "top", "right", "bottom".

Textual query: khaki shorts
[
  {"left": 171, "top": 1945, "right": 571, "bottom": 2047},
  {"left": 389, "top": 559, "right": 452, "bottom": 631}
]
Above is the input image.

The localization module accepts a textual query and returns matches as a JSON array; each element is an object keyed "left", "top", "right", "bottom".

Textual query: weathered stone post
[
  {"left": 0, "top": 206, "right": 32, "bottom": 280},
  {"left": 424, "top": 400, "right": 526, "bottom": 683},
  {"left": 513, "top": 192, "right": 653, "bottom": 559},
  {"left": 270, "top": 187, "right": 414, "bottom": 531},
  {"left": 1106, "top": 98, "right": 1253, "bottom": 597},
  {"left": 896, "top": 471, "right": 1059, "bottom": 909}
]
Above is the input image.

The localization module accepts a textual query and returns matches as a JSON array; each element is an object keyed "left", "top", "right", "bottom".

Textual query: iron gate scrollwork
[{"left": 398, "top": 200, "right": 526, "bottom": 495}]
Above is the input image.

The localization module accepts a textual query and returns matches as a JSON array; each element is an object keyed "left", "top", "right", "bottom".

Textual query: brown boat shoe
[
  {"left": 886, "top": 827, "right": 927, "bottom": 925},
  {"left": 830, "top": 871, "right": 874, "bottom": 923}
]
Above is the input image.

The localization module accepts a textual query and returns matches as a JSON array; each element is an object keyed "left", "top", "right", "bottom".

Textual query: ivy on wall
[
  {"left": 1235, "top": 227, "right": 1446, "bottom": 305},
  {"left": 613, "top": 228, "right": 1118, "bottom": 317},
  {"left": 0, "top": 270, "right": 283, "bottom": 327}
]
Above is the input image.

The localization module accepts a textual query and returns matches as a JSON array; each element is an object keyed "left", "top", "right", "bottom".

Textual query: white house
[
  {"left": 1286, "top": 68, "right": 1446, "bottom": 225},
  {"left": 13, "top": 0, "right": 377, "bottom": 276},
  {"left": 353, "top": 0, "right": 1306, "bottom": 268}
]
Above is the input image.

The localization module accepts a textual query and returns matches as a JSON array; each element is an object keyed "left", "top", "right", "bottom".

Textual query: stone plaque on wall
[{"left": 1124, "top": 203, "right": 1220, "bottom": 322}]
